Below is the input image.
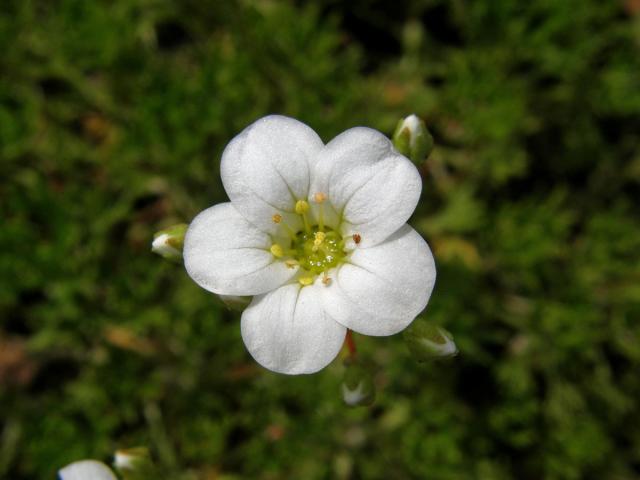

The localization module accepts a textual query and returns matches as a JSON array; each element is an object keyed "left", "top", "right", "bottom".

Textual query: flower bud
[
  {"left": 151, "top": 223, "right": 188, "bottom": 262},
  {"left": 114, "top": 447, "right": 150, "bottom": 471},
  {"left": 392, "top": 114, "right": 434, "bottom": 164},
  {"left": 341, "top": 360, "right": 375, "bottom": 407},
  {"left": 403, "top": 318, "right": 458, "bottom": 361},
  {"left": 114, "top": 447, "right": 158, "bottom": 480}
]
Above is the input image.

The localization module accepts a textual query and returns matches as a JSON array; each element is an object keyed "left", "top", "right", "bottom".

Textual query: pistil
[{"left": 312, "top": 231, "right": 326, "bottom": 252}]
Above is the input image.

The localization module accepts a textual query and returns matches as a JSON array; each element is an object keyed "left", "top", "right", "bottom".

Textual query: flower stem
[
  {"left": 318, "top": 203, "right": 325, "bottom": 232},
  {"left": 302, "top": 212, "right": 311, "bottom": 234},
  {"left": 345, "top": 330, "right": 357, "bottom": 357}
]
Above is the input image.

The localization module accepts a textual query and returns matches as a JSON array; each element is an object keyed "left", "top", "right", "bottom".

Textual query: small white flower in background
[
  {"left": 58, "top": 460, "right": 117, "bottom": 480},
  {"left": 184, "top": 115, "right": 436, "bottom": 375}
]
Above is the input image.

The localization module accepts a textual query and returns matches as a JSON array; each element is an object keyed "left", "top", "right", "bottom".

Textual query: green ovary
[{"left": 292, "top": 228, "right": 345, "bottom": 274}]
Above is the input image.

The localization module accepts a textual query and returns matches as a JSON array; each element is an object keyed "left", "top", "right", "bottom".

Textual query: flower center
[
  {"left": 270, "top": 195, "right": 353, "bottom": 286},
  {"left": 292, "top": 228, "right": 345, "bottom": 274}
]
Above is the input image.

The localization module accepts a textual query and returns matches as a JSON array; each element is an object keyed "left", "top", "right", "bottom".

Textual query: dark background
[{"left": 1, "top": 0, "right": 639, "bottom": 478}]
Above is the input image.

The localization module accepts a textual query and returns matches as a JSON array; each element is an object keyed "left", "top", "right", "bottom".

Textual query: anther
[
  {"left": 322, "top": 272, "right": 331, "bottom": 286},
  {"left": 353, "top": 233, "right": 361, "bottom": 245},
  {"left": 285, "top": 260, "right": 298, "bottom": 269},
  {"left": 298, "top": 276, "right": 314, "bottom": 286},
  {"left": 270, "top": 244, "right": 284, "bottom": 258},
  {"left": 271, "top": 212, "right": 297, "bottom": 239},
  {"left": 295, "top": 200, "right": 310, "bottom": 215},
  {"left": 313, "top": 192, "right": 327, "bottom": 204}
]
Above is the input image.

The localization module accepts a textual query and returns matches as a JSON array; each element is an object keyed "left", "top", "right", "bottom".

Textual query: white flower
[
  {"left": 58, "top": 460, "right": 117, "bottom": 480},
  {"left": 184, "top": 115, "right": 436, "bottom": 375}
]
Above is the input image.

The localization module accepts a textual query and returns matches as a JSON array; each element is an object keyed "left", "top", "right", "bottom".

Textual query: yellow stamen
[
  {"left": 313, "top": 193, "right": 326, "bottom": 231},
  {"left": 285, "top": 260, "right": 298, "bottom": 269},
  {"left": 295, "top": 200, "right": 310, "bottom": 214},
  {"left": 322, "top": 272, "right": 331, "bottom": 286},
  {"left": 313, "top": 192, "right": 326, "bottom": 204},
  {"left": 271, "top": 212, "right": 295, "bottom": 239},
  {"left": 295, "top": 200, "right": 311, "bottom": 233},
  {"left": 270, "top": 244, "right": 284, "bottom": 258},
  {"left": 298, "top": 276, "right": 314, "bottom": 286}
]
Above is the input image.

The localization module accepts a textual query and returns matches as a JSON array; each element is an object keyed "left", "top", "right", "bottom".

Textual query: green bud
[
  {"left": 403, "top": 318, "right": 458, "bottom": 361},
  {"left": 218, "top": 294, "right": 252, "bottom": 312},
  {"left": 392, "top": 114, "right": 434, "bottom": 164},
  {"left": 341, "top": 359, "right": 375, "bottom": 407},
  {"left": 114, "top": 447, "right": 158, "bottom": 480},
  {"left": 151, "top": 223, "right": 188, "bottom": 262},
  {"left": 402, "top": 19, "right": 424, "bottom": 55}
]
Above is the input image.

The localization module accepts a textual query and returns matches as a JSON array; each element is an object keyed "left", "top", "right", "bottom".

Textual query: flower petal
[
  {"left": 58, "top": 460, "right": 117, "bottom": 480},
  {"left": 221, "top": 115, "right": 324, "bottom": 234},
  {"left": 184, "top": 203, "right": 298, "bottom": 296},
  {"left": 311, "top": 127, "right": 421, "bottom": 247},
  {"left": 321, "top": 224, "right": 436, "bottom": 336},
  {"left": 241, "top": 283, "right": 347, "bottom": 374}
]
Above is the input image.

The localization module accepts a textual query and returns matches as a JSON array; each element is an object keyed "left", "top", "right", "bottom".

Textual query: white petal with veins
[
  {"left": 221, "top": 115, "right": 324, "bottom": 235},
  {"left": 241, "top": 283, "right": 346, "bottom": 375},
  {"left": 321, "top": 224, "right": 436, "bottom": 336},
  {"left": 184, "top": 202, "right": 298, "bottom": 296},
  {"left": 311, "top": 127, "right": 422, "bottom": 247}
]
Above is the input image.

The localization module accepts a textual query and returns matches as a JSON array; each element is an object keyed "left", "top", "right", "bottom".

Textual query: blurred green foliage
[{"left": 1, "top": 0, "right": 640, "bottom": 478}]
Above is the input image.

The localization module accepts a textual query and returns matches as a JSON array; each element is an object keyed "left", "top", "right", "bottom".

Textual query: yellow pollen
[
  {"left": 270, "top": 244, "right": 284, "bottom": 258},
  {"left": 298, "top": 276, "right": 314, "bottom": 286},
  {"left": 295, "top": 200, "right": 310, "bottom": 215},
  {"left": 313, "top": 192, "right": 327, "bottom": 203},
  {"left": 272, "top": 214, "right": 282, "bottom": 224}
]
